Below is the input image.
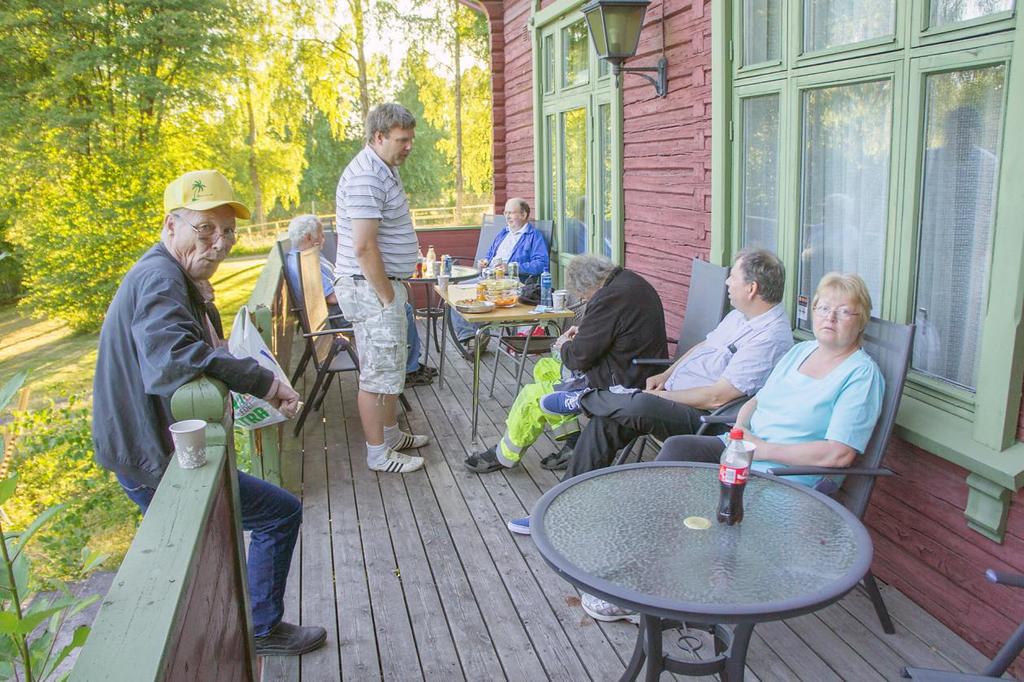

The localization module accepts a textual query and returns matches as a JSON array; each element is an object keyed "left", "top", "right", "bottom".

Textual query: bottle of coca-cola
[{"left": 717, "top": 427, "right": 752, "bottom": 526}]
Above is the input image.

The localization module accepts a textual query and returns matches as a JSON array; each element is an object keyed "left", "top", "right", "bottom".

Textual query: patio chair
[
  {"left": 902, "top": 569, "right": 1024, "bottom": 680},
  {"left": 291, "top": 247, "right": 412, "bottom": 435},
  {"left": 704, "top": 317, "right": 915, "bottom": 635},
  {"left": 612, "top": 257, "right": 735, "bottom": 466}
]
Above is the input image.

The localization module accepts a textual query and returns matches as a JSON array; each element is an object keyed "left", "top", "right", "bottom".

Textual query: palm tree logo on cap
[{"left": 191, "top": 180, "right": 206, "bottom": 201}]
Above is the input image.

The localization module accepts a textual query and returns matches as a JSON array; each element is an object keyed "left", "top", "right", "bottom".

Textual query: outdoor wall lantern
[{"left": 581, "top": 0, "right": 668, "bottom": 97}]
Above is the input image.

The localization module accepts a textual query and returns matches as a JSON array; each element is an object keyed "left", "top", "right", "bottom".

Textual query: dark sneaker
[
  {"left": 463, "top": 335, "right": 491, "bottom": 355},
  {"left": 539, "top": 389, "right": 586, "bottom": 416},
  {"left": 540, "top": 443, "right": 573, "bottom": 470},
  {"left": 254, "top": 621, "right": 327, "bottom": 656},
  {"left": 419, "top": 365, "right": 438, "bottom": 377},
  {"left": 405, "top": 367, "right": 433, "bottom": 387},
  {"left": 464, "top": 446, "right": 504, "bottom": 473}
]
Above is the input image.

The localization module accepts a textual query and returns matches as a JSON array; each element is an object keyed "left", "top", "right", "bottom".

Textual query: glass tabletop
[{"left": 533, "top": 462, "right": 872, "bottom": 623}]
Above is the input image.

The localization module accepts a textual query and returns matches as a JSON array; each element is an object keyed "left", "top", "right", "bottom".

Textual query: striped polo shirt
[{"left": 334, "top": 146, "right": 419, "bottom": 278}]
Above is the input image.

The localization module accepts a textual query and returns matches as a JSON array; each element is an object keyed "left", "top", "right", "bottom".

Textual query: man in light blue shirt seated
[{"left": 284, "top": 214, "right": 435, "bottom": 386}]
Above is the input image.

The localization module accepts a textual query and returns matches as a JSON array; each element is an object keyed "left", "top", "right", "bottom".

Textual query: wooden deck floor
[{"left": 262, "top": 325, "right": 995, "bottom": 682}]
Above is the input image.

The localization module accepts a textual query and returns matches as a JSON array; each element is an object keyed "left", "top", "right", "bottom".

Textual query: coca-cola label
[{"left": 719, "top": 464, "right": 749, "bottom": 485}]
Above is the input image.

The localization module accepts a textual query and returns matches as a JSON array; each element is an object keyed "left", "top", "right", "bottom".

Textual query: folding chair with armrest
[
  {"left": 613, "top": 258, "right": 740, "bottom": 466},
  {"left": 703, "top": 317, "right": 915, "bottom": 635},
  {"left": 292, "top": 248, "right": 412, "bottom": 435},
  {"left": 902, "top": 569, "right": 1024, "bottom": 680}
]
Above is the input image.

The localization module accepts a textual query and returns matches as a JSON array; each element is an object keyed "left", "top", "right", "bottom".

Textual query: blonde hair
[{"left": 813, "top": 272, "right": 872, "bottom": 335}]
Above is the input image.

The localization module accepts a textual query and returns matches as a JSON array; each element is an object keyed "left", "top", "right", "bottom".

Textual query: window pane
[
  {"left": 743, "top": 0, "right": 782, "bottom": 64},
  {"left": 741, "top": 94, "right": 780, "bottom": 252},
  {"left": 599, "top": 104, "right": 613, "bottom": 258},
  {"left": 544, "top": 34, "right": 555, "bottom": 93},
  {"left": 797, "top": 80, "right": 891, "bottom": 332},
  {"left": 547, "top": 114, "right": 557, "bottom": 228},
  {"left": 599, "top": 54, "right": 610, "bottom": 78},
  {"left": 930, "top": 0, "right": 1014, "bottom": 27},
  {"left": 803, "top": 0, "right": 895, "bottom": 52},
  {"left": 562, "top": 21, "right": 590, "bottom": 89},
  {"left": 562, "top": 108, "right": 588, "bottom": 255},
  {"left": 913, "top": 66, "right": 1005, "bottom": 391}
]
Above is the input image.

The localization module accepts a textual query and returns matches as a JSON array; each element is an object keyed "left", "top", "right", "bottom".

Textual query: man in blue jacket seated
[
  {"left": 92, "top": 170, "right": 325, "bottom": 656},
  {"left": 284, "top": 214, "right": 435, "bottom": 387},
  {"left": 451, "top": 197, "right": 549, "bottom": 353}
]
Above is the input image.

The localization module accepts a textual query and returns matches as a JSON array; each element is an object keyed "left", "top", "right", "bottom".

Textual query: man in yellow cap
[{"left": 93, "top": 170, "right": 326, "bottom": 656}]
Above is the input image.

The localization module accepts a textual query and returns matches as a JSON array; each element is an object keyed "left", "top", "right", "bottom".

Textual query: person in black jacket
[
  {"left": 92, "top": 169, "right": 325, "bottom": 657},
  {"left": 464, "top": 255, "right": 668, "bottom": 473}
]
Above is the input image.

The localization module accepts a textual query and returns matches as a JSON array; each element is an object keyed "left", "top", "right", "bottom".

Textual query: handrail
[{"left": 72, "top": 377, "right": 256, "bottom": 681}]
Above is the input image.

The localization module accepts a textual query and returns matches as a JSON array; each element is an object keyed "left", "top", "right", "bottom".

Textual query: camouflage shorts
[{"left": 335, "top": 278, "right": 408, "bottom": 395}]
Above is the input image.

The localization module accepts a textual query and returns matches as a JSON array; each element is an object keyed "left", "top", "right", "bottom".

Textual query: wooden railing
[
  {"left": 72, "top": 377, "right": 257, "bottom": 681},
  {"left": 235, "top": 204, "right": 491, "bottom": 252}
]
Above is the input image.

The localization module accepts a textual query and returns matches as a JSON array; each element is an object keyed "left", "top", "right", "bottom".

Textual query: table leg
[
  {"left": 619, "top": 619, "right": 647, "bottom": 682},
  {"left": 643, "top": 614, "right": 664, "bottom": 682},
  {"left": 489, "top": 329, "right": 501, "bottom": 397},
  {"left": 438, "top": 302, "right": 448, "bottom": 389},
  {"left": 514, "top": 326, "right": 534, "bottom": 392},
  {"left": 471, "top": 325, "right": 488, "bottom": 441},
  {"left": 721, "top": 623, "right": 753, "bottom": 682},
  {"left": 421, "top": 286, "right": 433, "bottom": 368}
]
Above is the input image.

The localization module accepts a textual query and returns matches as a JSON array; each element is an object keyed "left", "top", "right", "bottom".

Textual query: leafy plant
[{"left": 0, "top": 372, "right": 108, "bottom": 681}]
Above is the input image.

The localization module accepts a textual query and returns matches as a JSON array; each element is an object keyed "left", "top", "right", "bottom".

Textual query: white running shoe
[
  {"left": 369, "top": 448, "right": 424, "bottom": 473},
  {"left": 388, "top": 431, "right": 429, "bottom": 450}
]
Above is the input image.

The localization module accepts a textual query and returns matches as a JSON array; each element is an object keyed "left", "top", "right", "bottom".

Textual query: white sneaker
[
  {"left": 581, "top": 592, "right": 639, "bottom": 624},
  {"left": 388, "top": 431, "right": 429, "bottom": 450},
  {"left": 369, "top": 448, "right": 424, "bottom": 473}
]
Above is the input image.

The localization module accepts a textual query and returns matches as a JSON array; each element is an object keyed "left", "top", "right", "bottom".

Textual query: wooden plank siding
[
  {"left": 271, "top": 318, "right": 997, "bottom": 681},
  {"left": 480, "top": 0, "right": 1024, "bottom": 675}
]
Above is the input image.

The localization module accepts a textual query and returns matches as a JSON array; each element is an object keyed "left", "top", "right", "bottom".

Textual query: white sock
[
  {"left": 366, "top": 441, "right": 388, "bottom": 466},
  {"left": 383, "top": 423, "right": 402, "bottom": 448}
]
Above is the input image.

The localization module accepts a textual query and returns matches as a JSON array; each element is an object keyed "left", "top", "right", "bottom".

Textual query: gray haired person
[{"left": 464, "top": 254, "right": 668, "bottom": 474}]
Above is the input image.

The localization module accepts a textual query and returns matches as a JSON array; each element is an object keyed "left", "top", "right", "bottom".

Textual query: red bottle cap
[{"left": 729, "top": 427, "right": 744, "bottom": 440}]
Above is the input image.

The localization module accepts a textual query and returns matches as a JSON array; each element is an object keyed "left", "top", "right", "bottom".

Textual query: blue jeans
[
  {"left": 117, "top": 470, "right": 302, "bottom": 637},
  {"left": 405, "top": 302, "right": 420, "bottom": 372}
]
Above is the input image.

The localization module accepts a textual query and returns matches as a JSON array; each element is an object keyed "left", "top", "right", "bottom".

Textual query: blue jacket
[{"left": 485, "top": 223, "right": 549, "bottom": 276}]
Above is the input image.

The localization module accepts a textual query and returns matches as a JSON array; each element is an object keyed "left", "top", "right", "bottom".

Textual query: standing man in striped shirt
[{"left": 335, "top": 103, "right": 429, "bottom": 474}]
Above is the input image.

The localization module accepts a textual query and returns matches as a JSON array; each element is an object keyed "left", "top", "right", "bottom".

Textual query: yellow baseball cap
[{"left": 163, "top": 170, "right": 251, "bottom": 219}]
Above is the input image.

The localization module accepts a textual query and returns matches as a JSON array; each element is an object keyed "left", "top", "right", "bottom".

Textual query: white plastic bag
[{"left": 228, "top": 306, "right": 293, "bottom": 430}]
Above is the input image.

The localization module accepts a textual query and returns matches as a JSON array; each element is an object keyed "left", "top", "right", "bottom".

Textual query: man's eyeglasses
[
  {"left": 177, "top": 215, "right": 237, "bottom": 244},
  {"left": 813, "top": 304, "right": 859, "bottom": 320}
]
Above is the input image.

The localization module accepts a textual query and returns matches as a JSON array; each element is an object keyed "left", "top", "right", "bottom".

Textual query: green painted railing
[{"left": 72, "top": 377, "right": 257, "bottom": 681}]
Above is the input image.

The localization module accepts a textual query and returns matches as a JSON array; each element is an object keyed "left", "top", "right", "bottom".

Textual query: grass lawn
[{"left": 0, "top": 254, "right": 268, "bottom": 408}]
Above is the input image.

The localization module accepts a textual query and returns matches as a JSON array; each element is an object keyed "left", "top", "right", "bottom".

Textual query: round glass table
[
  {"left": 532, "top": 462, "right": 873, "bottom": 681},
  {"left": 407, "top": 264, "right": 477, "bottom": 365}
]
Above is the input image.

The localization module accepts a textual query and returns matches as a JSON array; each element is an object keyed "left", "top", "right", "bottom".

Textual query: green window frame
[
  {"left": 532, "top": 0, "right": 625, "bottom": 278},
  {"left": 712, "top": 1, "right": 1024, "bottom": 535}
]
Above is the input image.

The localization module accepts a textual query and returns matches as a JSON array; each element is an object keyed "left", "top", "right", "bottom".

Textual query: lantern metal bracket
[{"left": 608, "top": 56, "right": 668, "bottom": 97}]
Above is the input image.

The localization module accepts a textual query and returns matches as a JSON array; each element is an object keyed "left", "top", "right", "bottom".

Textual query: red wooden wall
[{"left": 480, "top": 0, "right": 1024, "bottom": 673}]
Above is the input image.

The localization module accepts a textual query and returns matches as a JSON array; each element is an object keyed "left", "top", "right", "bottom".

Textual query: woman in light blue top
[{"left": 656, "top": 272, "right": 884, "bottom": 490}]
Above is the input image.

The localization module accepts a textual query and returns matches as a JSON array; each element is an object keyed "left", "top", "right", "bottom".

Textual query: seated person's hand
[
  {"left": 264, "top": 379, "right": 302, "bottom": 419},
  {"left": 553, "top": 326, "right": 578, "bottom": 351},
  {"left": 645, "top": 371, "right": 667, "bottom": 391}
]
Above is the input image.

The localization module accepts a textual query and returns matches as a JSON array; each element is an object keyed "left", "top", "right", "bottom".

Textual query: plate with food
[{"left": 454, "top": 299, "right": 495, "bottom": 314}]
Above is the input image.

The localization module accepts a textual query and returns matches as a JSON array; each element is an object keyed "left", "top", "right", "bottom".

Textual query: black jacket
[
  {"left": 92, "top": 243, "right": 274, "bottom": 488},
  {"left": 560, "top": 268, "right": 668, "bottom": 389}
]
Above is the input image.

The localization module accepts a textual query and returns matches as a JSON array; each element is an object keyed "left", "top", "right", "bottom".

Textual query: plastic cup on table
[
  {"left": 169, "top": 419, "right": 207, "bottom": 469},
  {"left": 552, "top": 290, "right": 568, "bottom": 311}
]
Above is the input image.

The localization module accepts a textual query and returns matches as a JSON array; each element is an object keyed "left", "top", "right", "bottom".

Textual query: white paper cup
[
  {"left": 437, "top": 274, "right": 450, "bottom": 294},
  {"left": 552, "top": 290, "right": 568, "bottom": 311},
  {"left": 169, "top": 419, "right": 207, "bottom": 469}
]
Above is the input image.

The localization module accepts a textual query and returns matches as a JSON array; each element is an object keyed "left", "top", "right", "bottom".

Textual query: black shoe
[
  {"left": 464, "top": 446, "right": 504, "bottom": 473},
  {"left": 405, "top": 367, "right": 434, "bottom": 387},
  {"left": 540, "top": 443, "right": 573, "bottom": 471},
  {"left": 254, "top": 621, "right": 327, "bottom": 656},
  {"left": 419, "top": 365, "right": 438, "bottom": 377}
]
